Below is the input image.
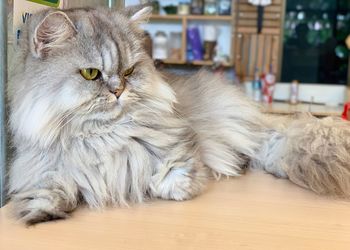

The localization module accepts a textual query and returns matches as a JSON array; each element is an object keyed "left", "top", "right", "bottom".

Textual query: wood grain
[
  {"left": 235, "top": 33, "right": 243, "bottom": 76},
  {"left": 1, "top": 171, "right": 350, "bottom": 250},
  {"left": 263, "top": 35, "right": 273, "bottom": 73}
]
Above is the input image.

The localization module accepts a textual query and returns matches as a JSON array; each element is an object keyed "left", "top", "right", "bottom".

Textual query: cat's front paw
[
  {"left": 12, "top": 189, "right": 70, "bottom": 225},
  {"left": 151, "top": 164, "right": 208, "bottom": 201}
]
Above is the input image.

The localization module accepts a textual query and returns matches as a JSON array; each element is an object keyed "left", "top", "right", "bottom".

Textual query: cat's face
[{"left": 9, "top": 6, "right": 175, "bottom": 145}]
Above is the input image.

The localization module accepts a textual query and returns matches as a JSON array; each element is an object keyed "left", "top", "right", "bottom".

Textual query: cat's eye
[
  {"left": 123, "top": 66, "right": 134, "bottom": 77},
  {"left": 80, "top": 68, "right": 101, "bottom": 80}
]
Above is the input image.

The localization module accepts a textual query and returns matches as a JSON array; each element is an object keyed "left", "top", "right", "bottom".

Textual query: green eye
[
  {"left": 80, "top": 68, "right": 100, "bottom": 80},
  {"left": 123, "top": 66, "right": 134, "bottom": 77}
]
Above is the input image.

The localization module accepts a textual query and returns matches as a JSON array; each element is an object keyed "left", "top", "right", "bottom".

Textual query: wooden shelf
[
  {"left": 162, "top": 59, "right": 186, "bottom": 64},
  {"left": 158, "top": 59, "right": 233, "bottom": 67},
  {"left": 148, "top": 2, "right": 235, "bottom": 68},
  {"left": 150, "top": 14, "right": 232, "bottom": 21},
  {"left": 191, "top": 60, "right": 232, "bottom": 67}
]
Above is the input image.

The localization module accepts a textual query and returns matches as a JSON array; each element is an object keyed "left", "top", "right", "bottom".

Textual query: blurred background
[{"left": 5, "top": 0, "right": 350, "bottom": 109}]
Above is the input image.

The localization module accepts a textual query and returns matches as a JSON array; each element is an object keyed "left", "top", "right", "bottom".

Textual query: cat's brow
[{"left": 101, "top": 39, "right": 119, "bottom": 73}]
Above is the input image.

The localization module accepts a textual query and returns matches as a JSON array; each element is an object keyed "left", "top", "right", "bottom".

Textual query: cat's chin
[{"left": 83, "top": 100, "right": 123, "bottom": 121}]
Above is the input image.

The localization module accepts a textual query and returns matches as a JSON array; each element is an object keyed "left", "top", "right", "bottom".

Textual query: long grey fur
[{"left": 7, "top": 6, "right": 350, "bottom": 225}]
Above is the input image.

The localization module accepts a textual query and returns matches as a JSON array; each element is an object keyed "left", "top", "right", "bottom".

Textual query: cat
[{"left": 7, "top": 5, "right": 350, "bottom": 225}]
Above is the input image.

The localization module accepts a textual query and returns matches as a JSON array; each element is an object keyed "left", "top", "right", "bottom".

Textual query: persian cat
[{"left": 8, "top": 6, "right": 350, "bottom": 225}]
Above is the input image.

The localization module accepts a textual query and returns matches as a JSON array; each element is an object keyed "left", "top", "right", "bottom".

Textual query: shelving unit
[
  {"left": 147, "top": 1, "right": 236, "bottom": 67},
  {"left": 146, "top": 0, "right": 285, "bottom": 77}
]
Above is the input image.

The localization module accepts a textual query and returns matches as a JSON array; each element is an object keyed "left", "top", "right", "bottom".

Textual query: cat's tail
[{"left": 253, "top": 113, "right": 350, "bottom": 198}]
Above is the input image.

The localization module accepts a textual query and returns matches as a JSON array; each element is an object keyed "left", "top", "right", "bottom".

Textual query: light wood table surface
[{"left": 1, "top": 171, "right": 350, "bottom": 250}]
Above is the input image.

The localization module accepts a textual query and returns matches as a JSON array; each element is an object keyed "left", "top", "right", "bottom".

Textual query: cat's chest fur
[{"left": 64, "top": 115, "right": 193, "bottom": 206}]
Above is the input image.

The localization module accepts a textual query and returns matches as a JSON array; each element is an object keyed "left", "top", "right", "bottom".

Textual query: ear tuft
[{"left": 32, "top": 11, "right": 77, "bottom": 58}]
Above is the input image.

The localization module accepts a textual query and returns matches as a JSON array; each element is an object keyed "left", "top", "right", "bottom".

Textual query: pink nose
[{"left": 111, "top": 81, "right": 126, "bottom": 98}]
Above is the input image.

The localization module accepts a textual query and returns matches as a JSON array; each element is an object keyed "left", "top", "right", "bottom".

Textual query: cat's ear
[
  {"left": 31, "top": 11, "right": 77, "bottom": 58},
  {"left": 124, "top": 5, "right": 153, "bottom": 25}
]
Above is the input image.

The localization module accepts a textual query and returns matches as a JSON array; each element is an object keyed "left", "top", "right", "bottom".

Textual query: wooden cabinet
[{"left": 234, "top": 0, "right": 285, "bottom": 81}]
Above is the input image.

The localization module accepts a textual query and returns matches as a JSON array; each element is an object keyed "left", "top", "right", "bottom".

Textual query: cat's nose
[
  {"left": 110, "top": 81, "right": 126, "bottom": 98},
  {"left": 107, "top": 76, "right": 125, "bottom": 98}
]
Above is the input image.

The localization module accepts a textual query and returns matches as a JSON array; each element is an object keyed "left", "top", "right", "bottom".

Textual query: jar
[
  {"left": 203, "top": 25, "right": 218, "bottom": 60},
  {"left": 153, "top": 31, "right": 168, "bottom": 60},
  {"left": 204, "top": 0, "right": 217, "bottom": 15},
  {"left": 178, "top": 2, "right": 190, "bottom": 15},
  {"left": 191, "top": 0, "right": 204, "bottom": 15},
  {"left": 218, "top": 0, "right": 231, "bottom": 15},
  {"left": 168, "top": 32, "right": 182, "bottom": 60}
]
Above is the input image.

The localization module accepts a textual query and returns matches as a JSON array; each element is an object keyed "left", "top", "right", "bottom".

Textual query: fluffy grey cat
[{"left": 8, "top": 5, "right": 350, "bottom": 225}]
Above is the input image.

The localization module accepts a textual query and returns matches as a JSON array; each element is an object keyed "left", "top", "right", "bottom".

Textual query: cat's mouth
[{"left": 84, "top": 94, "right": 120, "bottom": 114}]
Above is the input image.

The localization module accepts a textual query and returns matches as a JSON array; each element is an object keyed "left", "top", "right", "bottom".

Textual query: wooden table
[{"left": 1, "top": 171, "right": 350, "bottom": 250}]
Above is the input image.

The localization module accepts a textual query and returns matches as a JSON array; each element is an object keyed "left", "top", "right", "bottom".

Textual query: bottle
[
  {"left": 290, "top": 80, "right": 299, "bottom": 105},
  {"left": 153, "top": 31, "right": 168, "bottom": 60},
  {"left": 262, "top": 66, "right": 276, "bottom": 103},
  {"left": 191, "top": 0, "right": 204, "bottom": 14},
  {"left": 143, "top": 31, "right": 152, "bottom": 57},
  {"left": 203, "top": 25, "right": 218, "bottom": 60},
  {"left": 204, "top": 0, "right": 217, "bottom": 15},
  {"left": 252, "top": 69, "right": 262, "bottom": 102}
]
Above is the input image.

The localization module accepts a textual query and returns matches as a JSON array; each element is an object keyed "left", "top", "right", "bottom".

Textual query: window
[{"left": 281, "top": 0, "right": 350, "bottom": 84}]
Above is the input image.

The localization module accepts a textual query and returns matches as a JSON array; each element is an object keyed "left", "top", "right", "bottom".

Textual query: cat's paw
[
  {"left": 12, "top": 189, "right": 70, "bottom": 225},
  {"left": 151, "top": 164, "right": 208, "bottom": 201}
]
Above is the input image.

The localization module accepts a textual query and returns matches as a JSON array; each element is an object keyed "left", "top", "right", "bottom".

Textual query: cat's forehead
[{"left": 71, "top": 9, "right": 138, "bottom": 72}]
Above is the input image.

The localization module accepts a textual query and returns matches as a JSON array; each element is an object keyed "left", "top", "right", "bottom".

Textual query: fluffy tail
[
  {"left": 253, "top": 113, "right": 350, "bottom": 197},
  {"left": 170, "top": 71, "right": 350, "bottom": 198}
]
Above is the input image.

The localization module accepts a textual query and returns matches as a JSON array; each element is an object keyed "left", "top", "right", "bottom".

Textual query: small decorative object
[
  {"left": 178, "top": 1, "right": 190, "bottom": 15},
  {"left": 218, "top": 0, "right": 231, "bottom": 15},
  {"left": 252, "top": 68, "right": 262, "bottom": 102},
  {"left": 168, "top": 32, "right": 182, "bottom": 60},
  {"left": 191, "top": 0, "right": 204, "bottom": 15},
  {"left": 248, "top": 0, "right": 272, "bottom": 34},
  {"left": 163, "top": 5, "right": 177, "bottom": 15},
  {"left": 290, "top": 80, "right": 299, "bottom": 105},
  {"left": 204, "top": 0, "right": 217, "bottom": 15},
  {"left": 261, "top": 68, "right": 276, "bottom": 103},
  {"left": 203, "top": 25, "right": 218, "bottom": 60},
  {"left": 342, "top": 102, "right": 350, "bottom": 121},
  {"left": 153, "top": 31, "right": 168, "bottom": 60},
  {"left": 187, "top": 27, "right": 203, "bottom": 60}
]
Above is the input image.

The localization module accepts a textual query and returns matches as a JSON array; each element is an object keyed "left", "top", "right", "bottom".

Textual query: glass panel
[{"left": 281, "top": 0, "right": 350, "bottom": 84}]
